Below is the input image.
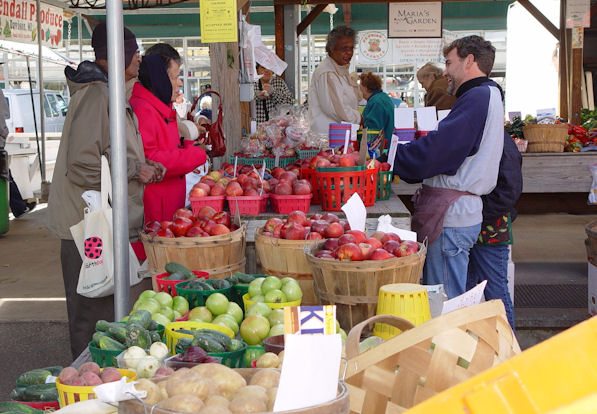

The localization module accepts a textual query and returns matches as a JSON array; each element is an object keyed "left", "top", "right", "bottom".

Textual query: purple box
[{"left": 395, "top": 128, "right": 416, "bottom": 142}]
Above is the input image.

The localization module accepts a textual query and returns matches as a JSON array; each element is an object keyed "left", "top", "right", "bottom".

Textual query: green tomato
[
  {"left": 226, "top": 302, "right": 244, "bottom": 324},
  {"left": 206, "top": 293, "right": 229, "bottom": 316}
]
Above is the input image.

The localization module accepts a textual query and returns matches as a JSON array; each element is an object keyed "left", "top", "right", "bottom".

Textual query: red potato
[
  {"left": 78, "top": 362, "right": 100, "bottom": 377},
  {"left": 100, "top": 367, "right": 123, "bottom": 383},
  {"left": 81, "top": 371, "right": 102, "bottom": 386},
  {"left": 58, "top": 367, "right": 78, "bottom": 384},
  {"left": 64, "top": 376, "right": 87, "bottom": 386}
]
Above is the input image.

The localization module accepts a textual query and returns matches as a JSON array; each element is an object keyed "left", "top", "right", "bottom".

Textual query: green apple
[
  {"left": 173, "top": 310, "right": 182, "bottom": 320},
  {"left": 248, "top": 278, "right": 265, "bottom": 298},
  {"left": 267, "top": 308, "right": 285, "bottom": 326},
  {"left": 152, "top": 313, "right": 171, "bottom": 327},
  {"left": 134, "top": 298, "right": 161, "bottom": 314},
  {"left": 282, "top": 282, "right": 302, "bottom": 302},
  {"left": 213, "top": 314, "right": 239, "bottom": 334},
  {"left": 172, "top": 296, "right": 189, "bottom": 315},
  {"left": 281, "top": 277, "right": 297, "bottom": 287},
  {"left": 153, "top": 291, "right": 173, "bottom": 308},
  {"left": 226, "top": 302, "right": 244, "bottom": 324},
  {"left": 240, "top": 315, "right": 270, "bottom": 345},
  {"left": 138, "top": 290, "right": 157, "bottom": 301},
  {"left": 251, "top": 295, "right": 265, "bottom": 303},
  {"left": 159, "top": 306, "right": 175, "bottom": 321},
  {"left": 339, "top": 328, "right": 347, "bottom": 342},
  {"left": 246, "top": 302, "right": 271, "bottom": 318},
  {"left": 268, "top": 323, "right": 285, "bottom": 337},
  {"left": 264, "top": 289, "right": 287, "bottom": 304},
  {"left": 261, "top": 276, "right": 282, "bottom": 294},
  {"left": 206, "top": 293, "right": 229, "bottom": 316},
  {"left": 189, "top": 306, "right": 213, "bottom": 322}
]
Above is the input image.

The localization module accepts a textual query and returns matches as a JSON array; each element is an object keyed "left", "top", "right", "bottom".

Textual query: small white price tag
[{"left": 387, "top": 135, "right": 399, "bottom": 171}]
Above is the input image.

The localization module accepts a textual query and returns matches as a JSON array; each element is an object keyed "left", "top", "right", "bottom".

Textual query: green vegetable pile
[
  {"left": 93, "top": 310, "right": 163, "bottom": 351},
  {"left": 8, "top": 366, "right": 62, "bottom": 405},
  {"left": 174, "top": 328, "right": 244, "bottom": 354}
]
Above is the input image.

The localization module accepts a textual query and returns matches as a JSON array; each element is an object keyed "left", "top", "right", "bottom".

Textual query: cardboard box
[{"left": 588, "top": 262, "right": 597, "bottom": 316}]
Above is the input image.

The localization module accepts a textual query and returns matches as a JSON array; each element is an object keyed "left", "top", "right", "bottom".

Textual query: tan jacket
[
  {"left": 424, "top": 77, "right": 457, "bottom": 110},
  {"left": 47, "top": 62, "right": 146, "bottom": 241}
]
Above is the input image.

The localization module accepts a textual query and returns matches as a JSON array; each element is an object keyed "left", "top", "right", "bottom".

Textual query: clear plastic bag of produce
[{"left": 588, "top": 163, "right": 597, "bottom": 205}]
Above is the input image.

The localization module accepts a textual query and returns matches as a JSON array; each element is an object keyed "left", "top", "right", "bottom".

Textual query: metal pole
[
  {"left": 106, "top": 0, "right": 130, "bottom": 319},
  {"left": 78, "top": 13, "right": 83, "bottom": 63},
  {"left": 26, "top": 57, "right": 42, "bottom": 177},
  {"left": 183, "top": 37, "right": 189, "bottom": 100},
  {"left": 36, "top": 0, "right": 46, "bottom": 183}
]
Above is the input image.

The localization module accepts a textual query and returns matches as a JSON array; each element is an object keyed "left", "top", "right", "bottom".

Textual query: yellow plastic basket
[
  {"left": 242, "top": 293, "right": 301, "bottom": 310},
  {"left": 405, "top": 315, "right": 597, "bottom": 414},
  {"left": 165, "top": 321, "right": 234, "bottom": 355},
  {"left": 55, "top": 368, "right": 136, "bottom": 408}
]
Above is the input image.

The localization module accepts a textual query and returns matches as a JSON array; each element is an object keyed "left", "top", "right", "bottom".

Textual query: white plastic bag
[{"left": 589, "top": 163, "right": 597, "bottom": 205}]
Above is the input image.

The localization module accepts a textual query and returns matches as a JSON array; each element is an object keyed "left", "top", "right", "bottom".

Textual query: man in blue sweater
[{"left": 393, "top": 35, "right": 504, "bottom": 299}]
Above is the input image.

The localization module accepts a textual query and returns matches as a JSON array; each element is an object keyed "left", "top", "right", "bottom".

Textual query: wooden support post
[
  {"left": 210, "top": 42, "right": 242, "bottom": 163},
  {"left": 570, "top": 27, "right": 584, "bottom": 125},
  {"left": 297, "top": 4, "right": 326, "bottom": 36},
  {"left": 558, "top": 0, "right": 568, "bottom": 120},
  {"left": 342, "top": 4, "right": 352, "bottom": 27},
  {"left": 275, "top": 4, "right": 284, "bottom": 60}
]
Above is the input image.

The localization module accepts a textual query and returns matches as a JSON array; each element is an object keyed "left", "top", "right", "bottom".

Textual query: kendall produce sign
[{"left": 0, "top": 0, "right": 63, "bottom": 47}]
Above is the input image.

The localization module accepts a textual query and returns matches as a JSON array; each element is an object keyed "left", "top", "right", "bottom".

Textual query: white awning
[{"left": 0, "top": 40, "right": 76, "bottom": 67}]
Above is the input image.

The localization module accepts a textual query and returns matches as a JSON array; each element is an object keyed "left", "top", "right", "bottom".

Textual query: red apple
[
  {"left": 209, "top": 224, "right": 230, "bottom": 235},
  {"left": 395, "top": 240, "right": 419, "bottom": 257},
  {"left": 279, "top": 222, "right": 293, "bottom": 239},
  {"left": 226, "top": 182, "right": 244, "bottom": 196},
  {"left": 292, "top": 179, "right": 312, "bottom": 195},
  {"left": 381, "top": 162, "right": 391, "bottom": 172},
  {"left": 213, "top": 212, "right": 231, "bottom": 228},
  {"left": 359, "top": 243, "right": 375, "bottom": 260},
  {"left": 287, "top": 211, "right": 308, "bottom": 227},
  {"left": 321, "top": 213, "right": 340, "bottom": 223},
  {"left": 189, "top": 183, "right": 209, "bottom": 198},
  {"left": 347, "top": 230, "right": 367, "bottom": 244},
  {"left": 370, "top": 248, "right": 395, "bottom": 260},
  {"left": 383, "top": 240, "right": 401, "bottom": 253},
  {"left": 279, "top": 171, "right": 297, "bottom": 183},
  {"left": 172, "top": 217, "right": 193, "bottom": 237},
  {"left": 370, "top": 231, "right": 386, "bottom": 241},
  {"left": 338, "top": 233, "right": 357, "bottom": 246},
  {"left": 200, "top": 177, "right": 216, "bottom": 188},
  {"left": 339, "top": 220, "right": 351, "bottom": 232},
  {"left": 285, "top": 224, "right": 307, "bottom": 240},
  {"left": 262, "top": 231, "right": 273, "bottom": 237},
  {"left": 239, "top": 165, "right": 252, "bottom": 174},
  {"left": 336, "top": 243, "right": 363, "bottom": 261},
  {"left": 160, "top": 220, "right": 173, "bottom": 230},
  {"left": 264, "top": 218, "right": 284, "bottom": 233},
  {"left": 324, "top": 238, "right": 339, "bottom": 251},
  {"left": 271, "top": 167, "right": 286, "bottom": 179},
  {"left": 173, "top": 208, "right": 194, "bottom": 221},
  {"left": 365, "top": 237, "right": 383, "bottom": 249},
  {"left": 324, "top": 222, "right": 344, "bottom": 238},
  {"left": 307, "top": 231, "right": 323, "bottom": 240},
  {"left": 244, "top": 187, "right": 259, "bottom": 196},
  {"left": 381, "top": 233, "right": 402, "bottom": 244},
  {"left": 157, "top": 228, "right": 174, "bottom": 238},
  {"left": 310, "top": 220, "right": 328, "bottom": 234},
  {"left": 275, "top": 182, "right": 293, "bottom": 195},
  {"left": 315, "top": 158, "right": 332, "bottom": 168},
  {"left": 310, "top": 213, "right": 323, "bottom": 221},
  {"left": 144, "top": 221, "right": 161, "bottom": 234},
  {"left": 338, "top": 155, "right": 356, "bottom": 167},
  {"left": 315, "top": 249, "right": 334, "bottom": 258},
  {"left": 237, "top": 174, "right": 250, "bottom": 186},
  {"left": 185, "top": 226, "right": 203, "bottom": 237},
  {"left": 197, "top": 206, "right": 217, "bottom": 219},
  {"left": 273, "top": 223, "right": 284, "bottom": 238},
  {"left": 210, "top": 184, "right": 226, "bottom": 196}
]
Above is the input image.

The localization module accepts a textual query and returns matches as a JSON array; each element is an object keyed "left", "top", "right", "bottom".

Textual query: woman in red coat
[{"left": 130, "top": 50, "right": 207, "bottom": 223}]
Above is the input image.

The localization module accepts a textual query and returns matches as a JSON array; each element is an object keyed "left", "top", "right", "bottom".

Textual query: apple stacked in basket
[
  {"left": 295, "top": 146, "right": 392, "bottom": 171},
  {"left": 143, "top": 207, "right": 236, "bottom": 238},
  {"left": 315, "top": 231, "right": 420, "bottom": 261},
  {"left": 261, "top": 211, "right": 351, "bottom": 240}
]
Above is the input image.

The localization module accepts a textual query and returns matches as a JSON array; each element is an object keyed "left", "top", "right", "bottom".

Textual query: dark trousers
[
  {"left": 9, "top": 170, "right": 26, "bottom": 216},
  {"left": 60, "top": 239, "right": 152, "bottom": 360}
]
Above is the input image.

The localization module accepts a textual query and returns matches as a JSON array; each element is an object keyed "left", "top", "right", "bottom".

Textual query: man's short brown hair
[{"left": 443, "top": 35, "right": 495, "bottom": 76}]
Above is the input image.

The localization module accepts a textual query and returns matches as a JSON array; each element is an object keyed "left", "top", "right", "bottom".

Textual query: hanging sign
[
  {"left": 566, "top": 0, "right": 590, "bottom": 28},
  {"left": 358, "top": 30, "right": 390, "bottom": 64},
  {"left": 388, "top": 2, "right": 442, "bottom": 38},
  {"left": 391, "top": 30, "right": 455, "bottom": 64},
  {"left": 0, "top": 0, "right": 63, "bottom": 47},
  {"left": 200, "top": 0, "right": 238, "bottom": 43}
]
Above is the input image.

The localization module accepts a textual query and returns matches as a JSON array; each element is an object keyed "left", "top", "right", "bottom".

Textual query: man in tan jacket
[{"left": 47, "top": 23, "right": 164, "bottom": 359}]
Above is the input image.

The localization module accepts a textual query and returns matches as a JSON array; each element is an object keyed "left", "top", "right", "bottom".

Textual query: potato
[
  {"left": 64, "top": 376, "right": 86, "bottom": 386},
  {"left": 256, "top": 353, "right": 279, "bottom": 369},
  {"left": 205, "top": 395, "right": 230, "bottom": 407},
  {"left": 166, "top": 373, "right": 216, "bottom": 400},
  {"left": 58, "top": 367, "right": 78, "bottom": 384},
  {"left": 78, "top": 362, "right": 101, "bottom": 377},
  {"left": 266, "top": 387, "right": 278, "bottom": 411},
  {"left": 81, "top": 371, "right": 102, "bottom": 386},
  {"left": 158, "top": 380, "right": 169, "bottom": 400},
  {"left": 249, "top": 369, "right": 280, "bottom": 389},
  {"left": 277, "top": 351, "right": 284, "bottom": 368},
  {"left": 153, "top": 366, "right": 174, "bottom": 379},
  {"left": 199, "top": 406, "right": 233, "bottom": 414},
  {"left": 100, "top": 367, "right": 122, "bottom": 383},
  {"left": 229, "top": 396, "right": 267, "bottom": 413},
  {"left": 191, "top": 364, "right": 246, "bottom": 399},
  {"left": 157, "top": 394, "right": 204, "bottom": 413},
  {"left": 231, "top": 385, "right": 267, "bottom": 403},
  {"left": 134, "top": 379, "right": 164, "bottom": 405}
]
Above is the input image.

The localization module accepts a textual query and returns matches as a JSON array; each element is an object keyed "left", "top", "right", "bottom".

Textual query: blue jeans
[
  {"left": 467, "top": 244, "right": 515, "bottom": 331},
  {"left": 423, "top": 224, "right": 481, "bottom": 299}
]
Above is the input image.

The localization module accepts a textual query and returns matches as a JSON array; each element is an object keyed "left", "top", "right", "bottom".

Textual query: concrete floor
[{"left": 1, "top": 206, "right": 596, "bottom": 398}]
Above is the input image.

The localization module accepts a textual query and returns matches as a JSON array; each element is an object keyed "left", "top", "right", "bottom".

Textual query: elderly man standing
[
  {"left": 391, "top": 35, "right": 504, "bottom": 299},
  {"left": 308, "top": 25, "right": 361, "bottom": 134},
  {"left": 47, "top": 23, "right": 163, "bottom": 359}
]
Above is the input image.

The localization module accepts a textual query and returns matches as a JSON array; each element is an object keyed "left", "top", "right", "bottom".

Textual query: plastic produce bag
[{"left": 589, "top": 163, "right": 597, "bottom": 205}]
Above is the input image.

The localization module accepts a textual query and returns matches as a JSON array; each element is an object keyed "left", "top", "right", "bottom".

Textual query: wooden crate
[
  {"left": 140, "top": 223, "right": 246, "bottom": 279},
  {"left": 342, "top": 300, "right": 521, "bottom": 413},
  {"left": 305, "top": 241, "right": 426, "bottom": 331}
]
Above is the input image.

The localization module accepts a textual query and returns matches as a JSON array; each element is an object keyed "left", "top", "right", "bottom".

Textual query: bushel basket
[
  {"left": 305, "top": 240, "right": 426, "bottom": 331},
  {"left": 522, "top": 123, "right": 568, "bottom": 152}
]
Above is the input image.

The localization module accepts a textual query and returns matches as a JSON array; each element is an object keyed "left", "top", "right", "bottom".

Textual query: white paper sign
[
  {"left": 274, "top": 334, "right": 342, "bottom": 411},
  {"left": 441, "top": 280, "right": 487, "bottom": 314},
  {"left": 416, "top": 107, "right": 438, "bottom": 131},
  {"left": 341, "top": 193, "right": 367, "bottom": 232},
  {"left": 395, "top": 107, "right": 415, "bottom": 128},
  {"left": 376, "top": 215, "right": 417, "bottom": 241},
  {"left": 437, "top": 109, "right": 450, "bottom": 123},
  {"left": 250, "top": 120, "right": 257, "bottom": 134},
  {"left": 566, "top": 0, "right": 590, "bottom": 28},
  {"left": 387, "top": 134, "right": 399, "bottom": 171}
]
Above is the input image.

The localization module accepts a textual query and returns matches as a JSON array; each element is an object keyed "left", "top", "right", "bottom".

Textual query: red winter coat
[{"left": 130, "top": 83, "right": 207, "bottom": 223}]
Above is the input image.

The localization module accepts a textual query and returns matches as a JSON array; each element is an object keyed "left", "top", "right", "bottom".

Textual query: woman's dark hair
[
  {"left": 359, "top": 72, "right": 382, "bottom": 92},
  {"left": 144, "top": 42, "right": 182, "bottom": 65},
  {"left": 138, "top": 53, "right": 172, "bottom": 105}
]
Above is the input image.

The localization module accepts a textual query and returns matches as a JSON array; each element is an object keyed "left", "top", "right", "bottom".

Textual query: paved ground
[{"left": 0, "top": 206, "right": 595, "bottom": 398}]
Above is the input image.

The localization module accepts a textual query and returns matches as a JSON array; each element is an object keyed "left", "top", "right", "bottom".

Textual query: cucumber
[
  {"left": 0, "top": 402, "right": 43, "bottom": 413},
  {"left": 192, "top": 334, "right": 225, "bottom": 353},
  {"left": 186, "top": 280, "right": 212, "bottom": 291},
  {"left": 107, "top": 325, "right": 127, "bottom": 344},
  {"left": 176, "top": 329, "right": 196, "bottom": 335},
  {"left": 226, "top": 274, "right": 239, "bottom": 284},
  {"left": 99, "top": 336, "right": 126, "bottom": 351},
  {"left": 237, "top": 272, "right": 256, "bottom": 284},
  {"left": 125, "top": 323, "right": 152, "bottom": 349},
  {"left": 22, "top": 384, "right": 58, "bottom": 402},
  {"left": 92, "top": 332, "right": 108, "bottom": 347},
  {"left": 228, "top": 339, "right": 244, "bottom": 352},
  {"left": 175, "top": 337, "right": 193, "bottom": 354},
  {"left": 147, "top": 320, "right": 159, "bottom": 331},
  {"left": 16, "top": 370, "right": 51, "bottom": 386},
  {"left": 95, "top": 320, "right": 111, "bottom": 332},
  {"left": 164, "top": 262, "right": 194, "bottom": 279},
  {"left": 211, "top": 279, "right": 231, "bottom": 290},
  {"left": 9, "top": 387, "right": 26, "bottom": 401},
  {"left": 41, "top": 366, "right": 63, "bottom": 376},
  {"left": 198, "top": 329, "right": 232, "bottom": 350},
  {"left": 149, "top": 331, "right": 162, "bottom": 343},
  {"left": 162, "top": 271, "right": 185, "bottom": 281},
  {"left": 127, "top": 310, "right": 152, "bottom": 329}
]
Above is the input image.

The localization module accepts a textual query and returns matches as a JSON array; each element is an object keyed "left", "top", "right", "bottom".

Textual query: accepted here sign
[{"left": 0, "top": 0, "right": 63, "bottom": 47}]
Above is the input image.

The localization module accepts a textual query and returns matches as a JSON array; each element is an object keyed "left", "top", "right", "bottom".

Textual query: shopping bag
[{"left": 70, "top": 156, "right": 142, "bottom": 298}]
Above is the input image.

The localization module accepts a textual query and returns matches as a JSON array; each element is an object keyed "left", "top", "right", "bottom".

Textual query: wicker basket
[
  {"left": 140, "top": 223, "right": 246, "bottom": 279},
  {"left": 343, "top": 301, "right": 520, "bottom": 413},
  {"left": 523, "top": 124, "right": 568, "bottom": 152},
  {"left": 255, "top": 228, "right": 319, "bottom": 305},
  {"left": 305, "top": 241, "right": 426, "bottom": 331}
]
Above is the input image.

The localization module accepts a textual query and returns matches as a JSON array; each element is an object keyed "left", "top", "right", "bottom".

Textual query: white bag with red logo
[{"left": 70, "top": 156, "right": 141, "bottom": 298}]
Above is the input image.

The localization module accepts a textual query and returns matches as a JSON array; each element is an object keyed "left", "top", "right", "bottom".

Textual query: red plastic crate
[
  {"left": 315, "top": 167, "right": 378, "bottom": 211},
  {"left": 155, "top": 270, "right": 209, "bottom": 296},
  {"left": 189, "top": 196, "right": 225, "bottom": 216},
  {"left": 227, "top": 195, "right": 268, "bottom": 216},
  {"left": 299, "top": 167, "right": 321, "bottom": 204},
  {"left": 270, "top": 194, "right": 313, "bottom": 214}
]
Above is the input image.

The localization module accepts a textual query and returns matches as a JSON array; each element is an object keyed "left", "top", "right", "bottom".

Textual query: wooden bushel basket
[
  {"left": 140, "top": 223, "right": 247, "bottom": 279},
  {"left": 305, "top": 241, "right": 426, "bottom": 331},
  {"left": 585, "top": 220, "right": 597, "bottom": 265},
  {"left": 523, "top": 123, "right": 568, "bottom": 152},
  {"left": 342, "top": 300, "right": 521, "bottom": 413},
  {"left": 119, "top": 368, "right": 350, "bottom": 414},
  {"left": 255, "top": 228, "right": 319, "bottom": 305}
]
